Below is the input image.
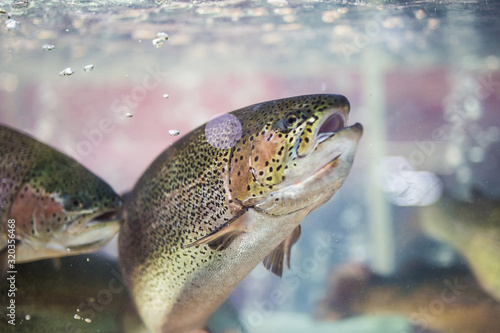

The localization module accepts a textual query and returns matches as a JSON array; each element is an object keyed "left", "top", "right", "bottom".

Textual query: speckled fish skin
[
  {"left": 119, "top": 94, "right": 363, "bottom": 333},
  {"left": 0, "top": 124, "right": 122, "bottom": 263}
]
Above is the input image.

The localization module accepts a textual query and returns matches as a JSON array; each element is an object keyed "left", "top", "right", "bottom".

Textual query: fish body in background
[
  {"left": 316, "top": 261, "right": 500, "bottom": 333},
  {"left": 0, "top": 124, "right": 122, "bottom": 264},
  {"left": 420, "top": 190, "right": 500, "bottom": 301},
  {"left": 120, "top": 94, "right": 363, "bottom": 332}
]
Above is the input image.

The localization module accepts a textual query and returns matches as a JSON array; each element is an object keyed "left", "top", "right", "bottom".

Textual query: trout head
[
  {"left": 227, "top": 94, "right": 363, "bottom": 216},
  {"left": 9, "top": 154, "right": 122, "bottom": 262}
]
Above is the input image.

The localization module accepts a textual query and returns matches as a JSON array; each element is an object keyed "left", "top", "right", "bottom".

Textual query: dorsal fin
[{"left": 263, "top": 225, "right": 301, "bottom": 277}]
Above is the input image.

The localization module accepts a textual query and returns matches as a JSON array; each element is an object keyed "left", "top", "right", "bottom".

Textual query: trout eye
[
  {"left": 275, "top": 112, "right": 303, "bottom": 132},
  {"left": 64, "top": 197, "right": 85, "bottom": 211}
]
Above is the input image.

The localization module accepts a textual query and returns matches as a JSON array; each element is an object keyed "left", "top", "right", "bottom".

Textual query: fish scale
[{"left": 119, "top": 94, "right": 362, "bottom": 333}]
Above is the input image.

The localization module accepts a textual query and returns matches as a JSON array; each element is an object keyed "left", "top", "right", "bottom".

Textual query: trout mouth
[
  {"left": 316, "top": 113, "right": 346, "bottom": 144},
  {"left": 62, "top": 210, "right": 122, "bottom": 250},
  {"left": 91, "top": 209, "right": 121, "bottom": 223},
  {"left": 64, "top": 207, "right": 122, "bottom": 235}
]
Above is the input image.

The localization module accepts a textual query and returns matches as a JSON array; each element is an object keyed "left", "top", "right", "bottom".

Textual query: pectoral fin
[
  {"left": 263, "top": 225, "right": 301, "bottom": 277},
  {"left": 183, "top": 209, "right": 248, "bottom": 251}
]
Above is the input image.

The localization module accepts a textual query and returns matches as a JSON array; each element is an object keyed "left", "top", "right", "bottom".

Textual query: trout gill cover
[{"left": 119, "top": 94, "right": 363, "bottom": 333}]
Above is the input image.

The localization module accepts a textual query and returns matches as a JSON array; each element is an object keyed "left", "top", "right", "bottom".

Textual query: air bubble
[
  {"left": 456, "top": 166, "right": 471, "bottom": 183},
  {"left": 169, "top": 129, "right": 180, "bottom": 136},
  {"left": 42, "top": 44, "right": 55, "bottom": 51},
  {"left": 152, "top": 32, "right": 169, "bottom": 48},
  {"left": 5, "top": 19, "right": 20, "bottom": 31},
  {"left": 485, "top": 56, "right": 499, "bottom": 70},
  {"left": 487, "top": 126, "right": 499, "bottom": 142},
  {"left": 59, "top": 67, "right": 74, "bottom": 77},
  {"left": 463, "top": 96, "right": 481, "bottom": 119},
  {"left": 414, "top": 9, "right": 426, "bottom": 20},
  {"left": 163, "top": 93, "right": 169, "bottom": 99},
  {"left": 468, "top": 146, "right": 484, "bottom": 163},
  {"left": 126, "top": 113, "right": 133, "bottom": 118},
  {"left": 83, "top": 64, "right": 94, "bottom": 72}
]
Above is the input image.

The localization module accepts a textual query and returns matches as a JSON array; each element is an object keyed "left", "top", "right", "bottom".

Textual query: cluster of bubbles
[
  {"left": 58, "top": 65, "right": 94, "bottom": 77},
  {"left": 5, "top": 18, "right": 19, "bottom": 31},
  {"left": 42, "top": 44, "right": 55, "bottom": 51}
]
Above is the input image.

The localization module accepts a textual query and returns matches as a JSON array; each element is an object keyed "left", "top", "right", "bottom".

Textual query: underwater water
[{"left": 1, "top": 0, "right": 500, "bottom": 332}]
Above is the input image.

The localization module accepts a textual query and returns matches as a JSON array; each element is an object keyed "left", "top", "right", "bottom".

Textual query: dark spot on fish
[{"left": 254, "top": 156, "right": 259, "bottom": 162}]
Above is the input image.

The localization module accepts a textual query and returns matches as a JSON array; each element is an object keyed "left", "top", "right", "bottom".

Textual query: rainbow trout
[
  {"left": 420, "top": 190, "right": 500, "bottom": 302},
  {"left": 119, "top": 94, "right": 363, "bottom": 333},
  {"left": 316, "top": 262, "right": 500, "bottom": 333},
  {"left": 0, "top": 124, "right": 122, "bottom": 263}
]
